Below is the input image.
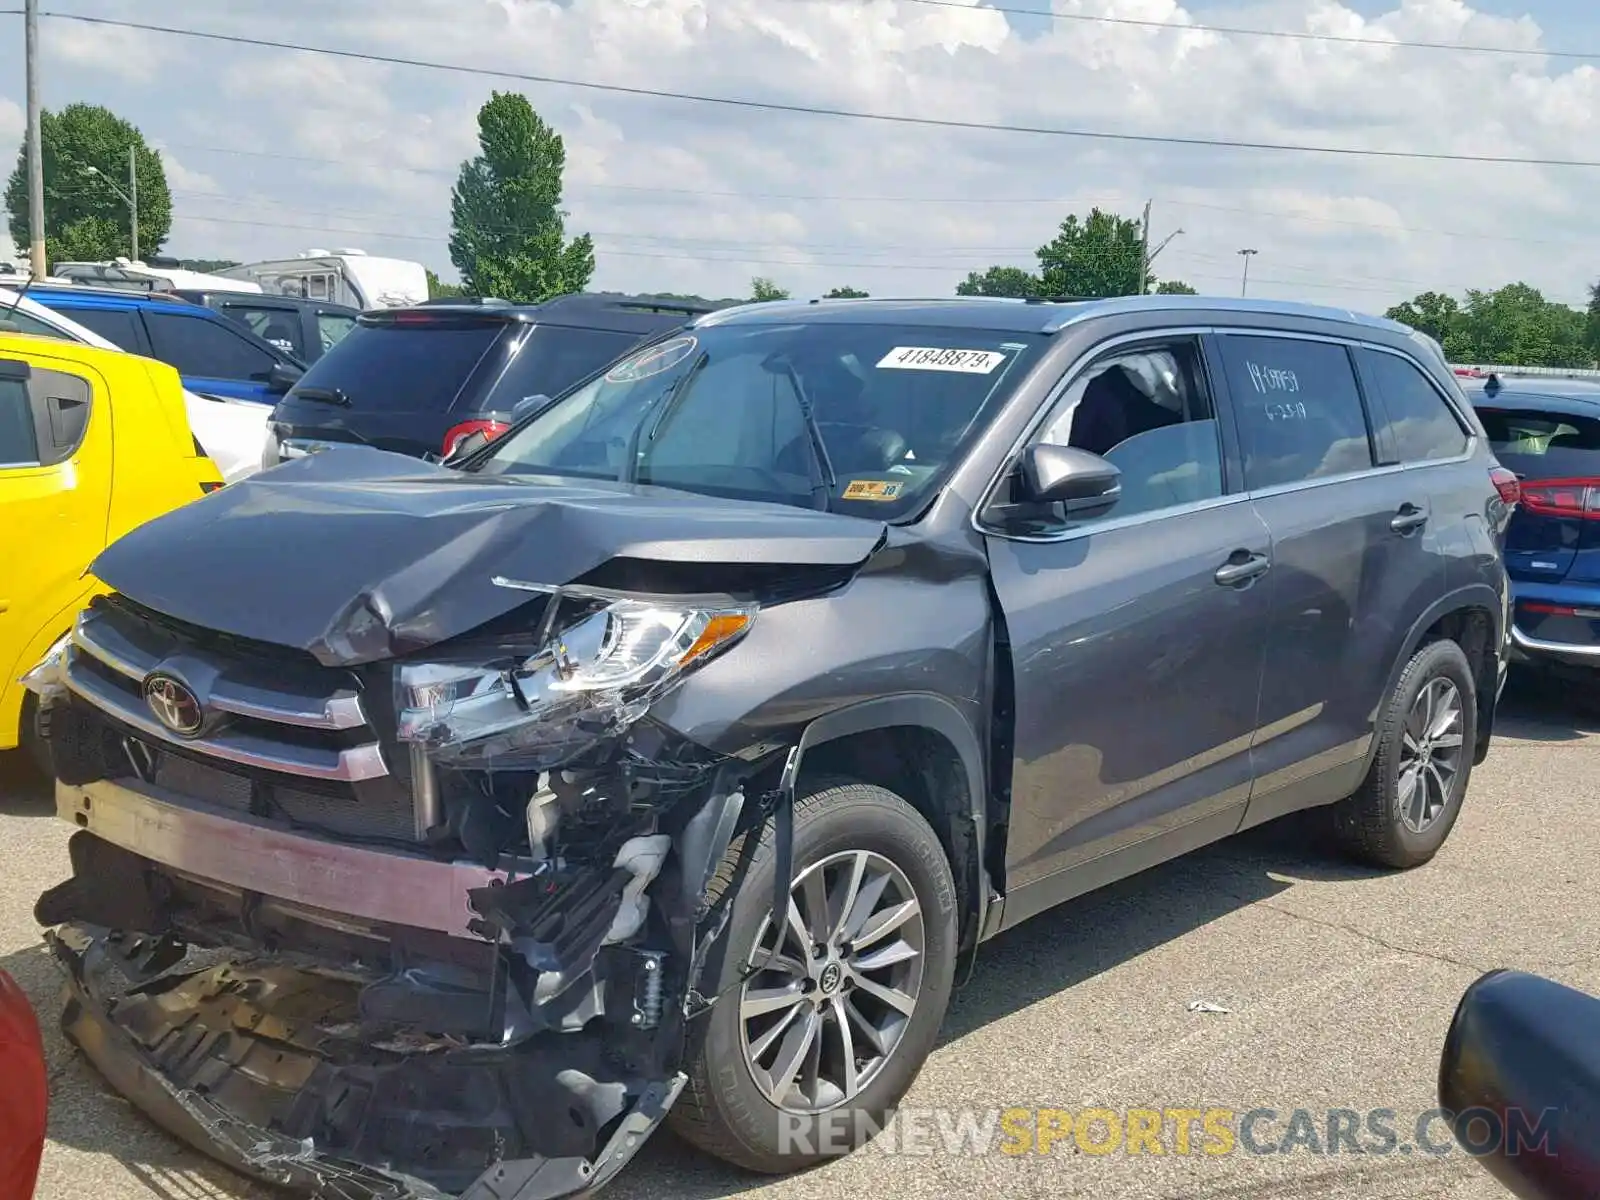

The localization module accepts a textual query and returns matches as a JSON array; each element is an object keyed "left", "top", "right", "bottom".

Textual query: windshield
[{"left": 475, "top": 321, "right": 1044, "bottom": 515}]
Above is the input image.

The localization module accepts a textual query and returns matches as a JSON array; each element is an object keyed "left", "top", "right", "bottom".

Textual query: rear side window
[
  {"left": 61, "top": 306, "right": 141, "bottom": 350},
  {"left": 1216, "top": 334, "right": 1374, "bottom": 490},
  {"left": 288, "top": 320, "right": 500, "bottom": 412},
  {"left": 0, "top": 373, "right": 36, "bottom": 465},
  {"left": 144, "top": 311, "right": 280, "bottom": 380},
  {"left": 221, "top": 303, "right": 305, "bottom": 358},
  {"left": 1475, "top": 406, "right": 1600, "bottom": 481},
  {"left": 0, "top": 363, "right": 92, "bottom": 468},
  {"left": 316, "top": 312, "right": 358, "bottom": 352},
  {"left": 482, "top": 325, "right": 650, "bottom": 411},
  {"left": 1357, "top": 348, "right": 1469, "bottom": 464},
  {"left": 1, "top": 309, "right": 73, "bottom": 340}
]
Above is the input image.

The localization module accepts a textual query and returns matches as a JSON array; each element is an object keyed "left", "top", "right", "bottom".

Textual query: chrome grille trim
[
  {"left": 63, "top": 651, "right": 390, "bottom": 782},
  {"left": 72, "top": 610, "right": 369, "bottom": 730}
]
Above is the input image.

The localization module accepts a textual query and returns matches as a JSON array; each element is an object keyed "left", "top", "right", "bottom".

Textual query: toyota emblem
[{"left": 142, "top": 673, "right": 204, "bottom": 737}]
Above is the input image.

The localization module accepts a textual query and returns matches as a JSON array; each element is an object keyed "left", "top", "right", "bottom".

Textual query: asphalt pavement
[{"left": 3, "top": 672, "right": 1595, "bottom": 1200}]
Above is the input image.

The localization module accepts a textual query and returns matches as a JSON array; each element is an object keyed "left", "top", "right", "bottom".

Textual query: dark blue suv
[
  {"left": 27, "top": 284, "right": 304, "bottom": 405},
  {"left": 1462, "top": 369, "right": 1600, "bottom": 674}
]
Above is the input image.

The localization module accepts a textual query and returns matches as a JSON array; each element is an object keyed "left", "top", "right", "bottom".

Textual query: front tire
[
  {"left": 1333, "top": 638, "right": 1477, "bottom": 869},
  {"left": 669, "top": 778, "right": 958, "bottom": 1174}
]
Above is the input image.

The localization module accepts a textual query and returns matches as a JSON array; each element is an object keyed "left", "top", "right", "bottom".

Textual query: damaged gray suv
[{"left": 25, "top": 295, "right": 1513, "bottom": 1198}]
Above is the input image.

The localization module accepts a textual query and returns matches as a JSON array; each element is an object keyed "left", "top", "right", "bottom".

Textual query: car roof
[
  {"left": 378, "top": 291, "right": 719, "bottom": 330},
  {"left": 23, "top": 284, "right": 199, "bottom": 310},
  {"left": 688, "top": 294, "right": 1418, "bottom": 336},
  {"left": 1461, "top": 375, "right": 1600, "bottom": 416}
]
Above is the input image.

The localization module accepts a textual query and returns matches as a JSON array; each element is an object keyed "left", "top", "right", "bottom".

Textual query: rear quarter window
[{"left": 1356, "top": 348, "right": 1470, "bottom": 464}]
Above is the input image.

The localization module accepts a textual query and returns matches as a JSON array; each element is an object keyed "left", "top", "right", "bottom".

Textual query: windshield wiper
[
  {"left": 619, "top": 351, "right": 709, "bottom": 484},
  {"left": 294, "top": 386, "right": 351, "bottom": 407},
  {"left": 775, "top": 360, "right": 836, "bottom": 511}
]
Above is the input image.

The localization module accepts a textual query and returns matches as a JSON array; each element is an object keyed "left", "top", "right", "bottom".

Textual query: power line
[
  {"left": 35, "top": 12, "right": 1600, "bottom": 169},
  {"left": 816, "top": 0, "right": 1600, "bottom": 61}
]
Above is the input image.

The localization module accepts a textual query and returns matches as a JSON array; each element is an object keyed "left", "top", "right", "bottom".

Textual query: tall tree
[
  {"left": 956, "top": 265, "right": 1040, "bottom": 299},
  {"left": 1384, "top": 291, "right": 1462, "bottom": 348},
  {"left": 448, "top": 91, "right": 594, "bottom": 303},
  {"left": 750, "top": 277, "right": 790, "bottom": 301},
  {"left": 1035, "top": 208, "right": 1152, "bottom": 298},
  {"left": 823, "top": 285, "right": 869, "bottom": 298},
  {"left": 4, "top": 103, "right": 171, "bottom": 263},
  {"left": 1587, "top": 279, "right": 1600, "bottom": 362}
]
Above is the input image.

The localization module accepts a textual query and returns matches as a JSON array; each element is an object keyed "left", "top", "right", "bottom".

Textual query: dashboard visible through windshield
[{"left": 475, "top": 321, "right": 1044, "bottom": 517}]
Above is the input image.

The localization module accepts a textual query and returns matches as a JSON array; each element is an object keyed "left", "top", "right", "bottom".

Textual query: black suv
[
  {"left": 171, "top": 289, "right": 362, "bottom": 365},
  {"left": 263, "top": 292, "right": 718, "bottom": 464},
  {"left": 30, "top": 296, "right": 1511, "bottom": 1200}
]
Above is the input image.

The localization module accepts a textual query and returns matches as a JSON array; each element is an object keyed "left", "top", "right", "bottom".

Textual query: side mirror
[
  {"left": 1439, "top": 969, "right": 1600, "bottom": 1198},
  {"left": 443, "top": 429, "right": 491, "bottom": 463},
  {"left": 511, "top": 393, "right": 552, "bottom": 421},
  {"left": 1016, "top": 443, "right": 1121, "bottom": 516},
  {"left": 266, "top": 362, "right": 304, "bottom": 394}
]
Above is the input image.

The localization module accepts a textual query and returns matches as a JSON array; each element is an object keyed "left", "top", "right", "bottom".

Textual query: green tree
[
  {"left": 1035, "top": 208, "right": 1152, "bottom": 298},
  {"left": 448, "top": 91, "right": 594, "bottom": 303},
  {"left": 1587, "top": 279, "right": 1600, "bottom": 361},
  {"left": 1384, "top": 291, "right": 1462, "bottom": 349},
  {"left": 180, "top": 258, "right": 240, "bottom": 273},
  {"left": 1449, "top": 283, "right": 1590, "bottom": 368},
  {"left": 1154, "top": 280, "right": 1197, "bottom": 294},
  {"left": 955, "top": 265, "right": 1040, "bottom": 299},
  {"left": 750, "top": 277, "right": 790, "bottom": 301},
  {"left": 5, "top": 103, "right": 172, "bottom": 263},
  {"left": 425, "top": 268, "right": 466, "bottom": 299},
  {"left": 823, "top": 285, "right": 869, "bottom": 298}
]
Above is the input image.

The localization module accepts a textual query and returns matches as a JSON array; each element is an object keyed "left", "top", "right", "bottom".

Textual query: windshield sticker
[
  {"left": 876, "top": 346, "right": 1007, "bottom": 374},
  {"left": 605, "top": 336, "right": 698, "bottom": 383},
  {"left": 842, "top": 479, "right": 905, "bottom": 501}
]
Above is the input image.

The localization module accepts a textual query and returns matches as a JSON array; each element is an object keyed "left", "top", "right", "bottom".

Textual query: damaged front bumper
[{"left": 48, "top": 925, "right": 685, "bottom": 1200}]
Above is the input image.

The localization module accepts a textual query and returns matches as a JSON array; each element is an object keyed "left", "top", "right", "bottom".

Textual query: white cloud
[{"left": 0, "top": 0, "right": 1593, "bottom": 309}]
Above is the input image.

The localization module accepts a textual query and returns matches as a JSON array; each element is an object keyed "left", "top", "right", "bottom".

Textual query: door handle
[
  {"left": 1391, "top": 504, "right": 1429, "bottom": 534},
  {"left": 1214, "top": 551, "right": 1271, "bottom": 588}
]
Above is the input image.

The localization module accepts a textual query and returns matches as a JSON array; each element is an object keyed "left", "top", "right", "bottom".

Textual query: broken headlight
[{"left": 395, "top": 597, "right": 756, "bottom": 767}]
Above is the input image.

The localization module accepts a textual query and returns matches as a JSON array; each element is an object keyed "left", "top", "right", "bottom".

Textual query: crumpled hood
[{"left": 90, "top": 447, "right": 887, "bottom": 665}]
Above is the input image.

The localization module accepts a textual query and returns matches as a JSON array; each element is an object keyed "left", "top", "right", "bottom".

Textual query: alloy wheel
[
  {"left": 738, "top": 849, "right": 926, "bottom": 1113},
  {"left": 1397, "top": 676, "right": 1464, "bottom": 835}
]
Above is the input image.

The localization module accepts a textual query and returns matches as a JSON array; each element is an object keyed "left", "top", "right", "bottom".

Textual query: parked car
[
  {"left": 24, "top": 284, "right": 304, "bottom": 406},
  {"left": 0, "top": 332, "right": 223, "bottom": 772},
  {"left": 28, "top": 295, "right": 1511, "bottom": 1198},
  {"left": 1460, "top": 371, "right": 1600, "bottom": 675},
  {"left": 1, "top": 285, "right": 268, "bottom": 485},
  {"left": 170, "top": 289, "right": 361, "bottom": 365},
  {"left": 263, "top": 292, "right": 718, "bottom": 465},
  {"left": 0, "top": 969, "right": 46, "bottom": 1200}
]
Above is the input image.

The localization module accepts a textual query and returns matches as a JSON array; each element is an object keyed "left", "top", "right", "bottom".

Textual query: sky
[{"left": 0, "top": 0, "right": 1596, "bottom": 313}]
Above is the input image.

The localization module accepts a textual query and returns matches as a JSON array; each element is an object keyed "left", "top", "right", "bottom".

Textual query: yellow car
[{"left": 0, "top": 332, "right": 223, "bottom": 769}]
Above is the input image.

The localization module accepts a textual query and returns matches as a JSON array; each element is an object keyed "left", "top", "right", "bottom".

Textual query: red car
[{"left": 0, "top": 969, "right": 45, "bottom": 1200}]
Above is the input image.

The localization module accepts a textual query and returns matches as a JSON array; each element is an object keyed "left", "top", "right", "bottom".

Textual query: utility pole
[
  {"left": 1237, "top": 248, "right": 1258, "bottom": 297},
  {"left": 128, "top": 144, "right": 139, "bottom": 262},
  {"left": 24, "top": 0, "right": 46, "bottom": 278},
  {"left": 1139, "top": 199, "right": 1151, "bottom": 295}
]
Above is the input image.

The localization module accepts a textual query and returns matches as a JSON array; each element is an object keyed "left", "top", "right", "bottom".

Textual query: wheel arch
[
  {"left": 777, "top": 694, "right": 993, "bottom": 956},
  {"left": 1366, "top": 584, "right": 1504, "bottom": 774}
]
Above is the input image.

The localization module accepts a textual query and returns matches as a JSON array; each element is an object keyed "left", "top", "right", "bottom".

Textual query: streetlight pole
[
  {"left": 24, "top": 0, "right": 46, "bottom": 278},
  {"left": 128, "top": 145, "right": 138, "bottom": 262},
  {"left": 1237, "top": 248, "right": 1258, "bottom": 297}
]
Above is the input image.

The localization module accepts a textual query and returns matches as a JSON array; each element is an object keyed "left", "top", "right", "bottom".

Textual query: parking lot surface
[{"left": 2, "top": 673, "right": 1593, "bottom": 1200}]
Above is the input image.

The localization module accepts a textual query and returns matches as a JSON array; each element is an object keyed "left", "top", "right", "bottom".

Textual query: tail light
[
  {"left": 442, "top": 419, "right": 509, "bottom": 457},
  {"left": 1516, "top": 477, "right": 1600, "bottom": 519},
  {"left": 1488, "top": 466, "right": 1521, "bottom": 506}
]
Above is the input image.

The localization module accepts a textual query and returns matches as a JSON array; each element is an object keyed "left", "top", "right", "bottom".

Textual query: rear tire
[
  {"left": 669, "top": 778, "right": 958, "bottom": 1174},
  {"left": 1333, "top": 639, "right": 1477, "bottom": 869}
]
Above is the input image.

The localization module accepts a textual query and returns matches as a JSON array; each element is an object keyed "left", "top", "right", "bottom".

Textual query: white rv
[{"left": 218, "top": 249, "right": 429, "bottom": 310}]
